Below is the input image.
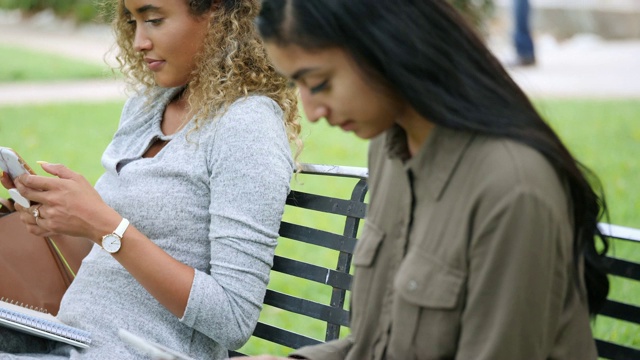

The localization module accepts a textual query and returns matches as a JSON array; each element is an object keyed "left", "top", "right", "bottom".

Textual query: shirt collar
[
  {"left": 384, "top": 125, "right": 475, "bottom": 200},
  {"left": 384, "top": 124, "right": 411, "bottom": 161}
]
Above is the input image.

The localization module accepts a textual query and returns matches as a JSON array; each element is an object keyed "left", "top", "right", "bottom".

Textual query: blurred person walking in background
[{"left": 510, "top": 0, "right": 536, "bottom": 67}]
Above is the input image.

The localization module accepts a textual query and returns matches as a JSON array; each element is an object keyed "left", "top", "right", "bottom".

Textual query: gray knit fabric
[{"left": 0, "top": 87, "right": 293, "bottom": 359}]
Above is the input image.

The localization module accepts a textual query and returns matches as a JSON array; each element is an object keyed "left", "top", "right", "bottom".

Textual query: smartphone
[
  {"left": 0, "top": 147, "right": 36, "bottom": 208},
  {"left": 118, "top": 329, "right": 197, "bottom": 360}
]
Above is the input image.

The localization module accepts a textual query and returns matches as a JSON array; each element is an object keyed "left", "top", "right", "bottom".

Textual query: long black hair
[{"left": 257, "top": 0, "right": 609, "bottom": 314}]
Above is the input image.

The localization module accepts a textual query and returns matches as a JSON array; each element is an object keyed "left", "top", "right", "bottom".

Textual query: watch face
[{"left": 102, "top": 234, "right": 122, "bottom": 253}]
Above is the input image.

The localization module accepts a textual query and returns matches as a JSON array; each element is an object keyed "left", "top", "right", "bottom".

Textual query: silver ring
[{"left": 32, "top": 205, "right": 43, "bottom": 223}]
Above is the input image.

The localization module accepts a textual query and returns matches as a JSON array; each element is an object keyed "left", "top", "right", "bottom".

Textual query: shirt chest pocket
[
  {"left": 389, "top": 250, "right": 466, "bottom": 358},
  {"left": 352, "top": 222, "right": 385, "bottom": 267},
  {"left": 394, "top": 250, "right": 465, "bottom": 308},
  {"left": 349, "top": 222, "right": 385, "bottom": 333}
]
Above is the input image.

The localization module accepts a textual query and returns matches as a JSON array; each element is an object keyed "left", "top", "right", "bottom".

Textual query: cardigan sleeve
[{"left": 179, "top": 96, "right": 293, "bottom": 349}]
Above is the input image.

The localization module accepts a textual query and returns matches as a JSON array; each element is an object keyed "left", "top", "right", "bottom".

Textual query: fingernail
[{"left": 36, "top": 161, "right": 49, "bottom": 165}]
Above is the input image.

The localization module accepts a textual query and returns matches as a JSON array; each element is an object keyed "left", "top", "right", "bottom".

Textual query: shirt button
[{"left": 407, "top": 280, "right": 418, "bottom": 291}]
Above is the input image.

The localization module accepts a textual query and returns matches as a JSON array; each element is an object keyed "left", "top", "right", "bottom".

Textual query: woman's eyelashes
[
  {"left": 309, "top": 80, "right": 329, "bottom": 94},
  {"left": 126, "top": 18, "right": 164, "bottom": 26},
  {"left": 286, "top": 79, "right": 329, "bottom": 94}
]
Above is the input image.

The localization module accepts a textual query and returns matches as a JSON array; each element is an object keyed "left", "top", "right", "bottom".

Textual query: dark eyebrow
[
  {"left": 291, "top": 68, "right": 317, "bottom": 81},
  {"left": 136, "top": 4, "right": 161, "bottom": 14},
  {"left": 122, "top": 4, "right": 160, "bottom": 16}
]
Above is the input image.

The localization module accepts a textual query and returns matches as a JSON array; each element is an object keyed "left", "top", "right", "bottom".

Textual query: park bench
[{"left": 231, "top": 164, "right": 640, "bottom": 359}]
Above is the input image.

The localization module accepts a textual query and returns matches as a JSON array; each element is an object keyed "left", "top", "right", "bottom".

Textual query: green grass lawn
[
  {"left": 0, "top": 99, "right": 638, "bottom": 355},
  {"left": 0, "top": 44, "right": 112, "bottom": 82},
  {"left": 534, "top": 99, "right": 640, "bottom": 355},
  {"left": 0, "top": 101, "right": 124, "bottom": 182}
]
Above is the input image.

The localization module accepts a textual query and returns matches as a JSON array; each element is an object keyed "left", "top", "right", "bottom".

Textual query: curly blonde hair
[{"left": 105, "top": 0, "right": 302, "bottom": 159}]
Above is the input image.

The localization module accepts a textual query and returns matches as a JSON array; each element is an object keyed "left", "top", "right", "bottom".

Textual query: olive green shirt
[{"left": 292, "top": 126, "right": 597, "bottom": 359}]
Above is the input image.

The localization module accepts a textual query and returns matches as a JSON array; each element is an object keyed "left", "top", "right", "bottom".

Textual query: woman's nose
[
  {"left": 133, "top": 27, "right": 152, "bottom": 52},
  {"left": 299, "top": 88, "right": 329, "bottom": 123}
]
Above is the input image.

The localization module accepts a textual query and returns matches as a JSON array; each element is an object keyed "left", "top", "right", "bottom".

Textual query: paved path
[
  {"left": 0, "top": 79, "right": 126, "bottom": 105},
  {"left": 0, "top": 13, "right": 639, "bottom": 105},
  {"left": 492, "top": 34, "right": 640, "bottom": 99},
  {"left": 0, "top": 14, "right": 127, "bottom": 105}
]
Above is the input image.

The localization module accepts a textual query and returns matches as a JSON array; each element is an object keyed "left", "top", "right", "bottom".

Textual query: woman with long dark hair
[{"left": 239, "top": 0, "right": 609, "bottom": 359}]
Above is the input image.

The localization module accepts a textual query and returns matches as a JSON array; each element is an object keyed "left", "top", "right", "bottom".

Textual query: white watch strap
[{"left": 114, "top": 218, "right": 130, "bottom": 238}]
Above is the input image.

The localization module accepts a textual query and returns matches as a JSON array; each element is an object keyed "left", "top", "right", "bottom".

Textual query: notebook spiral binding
[
  {"left": 0, "top": 297, "right": 92, "bottom": 347},
  {"left": 0, "top": 297, "right": 49, "bottom": 314}
]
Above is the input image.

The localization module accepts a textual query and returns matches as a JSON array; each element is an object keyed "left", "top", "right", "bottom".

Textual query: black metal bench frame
[
  {"left": 231, "top": 164, "right": 640, "bottom": 359},
  {"left": 229, "top": 164, "right": 366, "bottom": 357},
  {"left": 595, "top": 223, "right": 640, "bottom": 359}
]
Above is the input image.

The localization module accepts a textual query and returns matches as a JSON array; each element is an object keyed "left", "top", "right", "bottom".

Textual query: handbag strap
[{"left": 47, "top": 237, "right": 77, "bottom": 279}]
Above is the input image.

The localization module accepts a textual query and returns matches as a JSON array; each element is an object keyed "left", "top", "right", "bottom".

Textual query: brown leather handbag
[{"left": 0, "top": 199, "right": 90, "bottom": 315}]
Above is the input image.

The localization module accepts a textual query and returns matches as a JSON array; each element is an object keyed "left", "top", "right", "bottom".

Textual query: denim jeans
[{"left": 513, "top": 0, "right": 535, "bottom": 61}]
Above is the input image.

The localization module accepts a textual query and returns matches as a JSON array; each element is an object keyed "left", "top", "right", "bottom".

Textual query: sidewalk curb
[{"left": 0, "top": 79, "right": 126, "bottom": 106}]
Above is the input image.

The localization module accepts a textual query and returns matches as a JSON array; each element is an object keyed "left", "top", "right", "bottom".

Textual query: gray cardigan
[{"left": 0, "top": 87, "right": 293, "bottom": 359}]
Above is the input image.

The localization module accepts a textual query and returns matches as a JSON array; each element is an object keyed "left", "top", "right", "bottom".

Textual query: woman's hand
[
  {"left": 3, "top": 169, "right": 53, "bottom": 235},
  {"left": 13, "top": 162, "right": 120, "bottom": 242},
  {"left": 0, "top": 170, "right": 16, "bottom": 190},
  {"left": 10, "top": 202, "right": 57, "bottom": 237}
]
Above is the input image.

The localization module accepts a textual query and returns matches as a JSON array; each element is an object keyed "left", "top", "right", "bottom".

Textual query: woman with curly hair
[{"left": 0, "top": 0, "right": 299, "bottom": 358}]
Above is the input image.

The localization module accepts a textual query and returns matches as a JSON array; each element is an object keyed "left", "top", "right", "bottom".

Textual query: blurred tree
[
  {"left": 1, "top": 0, "right": 494, "bottom": 30},
  {"left": 0, "top": 0, "right": 98, "bottom": 23}
]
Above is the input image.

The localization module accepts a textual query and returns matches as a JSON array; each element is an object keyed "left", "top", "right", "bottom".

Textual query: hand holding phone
[{"left": 0, "top": 147, "right": 36, "bottom": 208}]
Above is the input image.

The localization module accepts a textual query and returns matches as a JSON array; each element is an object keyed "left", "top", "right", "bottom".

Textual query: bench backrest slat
[
  {"left": 278, "top": 222, "right": 357, "bottom": 253},
  {"left": 272, "top": 256, "right": 352, "bottom": 290},
  {"left": 598, "top": 299, "right": 640, "bottom": 325},
  {"left": 264, "top": 290, "right": 350, "bottom": 326},
  {"left": 596, "top": 340, "right": 640, "bottom": 360},
  {"left": 599, "top": 223, "right": 640, "bottom": 242},
  {"left": 252, "top": 322, "right": 322, "bottom": 349},
  {"left": 285, "top": 191, "right": 367, "bottom": 219},
  {"left": 602, "top": 257, "right": 640, "bottom": 281}
]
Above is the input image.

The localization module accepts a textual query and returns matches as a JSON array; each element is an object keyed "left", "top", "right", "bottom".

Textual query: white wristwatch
[{"left": 101, "top": 218, "right": 130, "bottom": 254}]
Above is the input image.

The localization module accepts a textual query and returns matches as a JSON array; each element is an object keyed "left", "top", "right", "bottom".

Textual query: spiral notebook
[{"left": 0, "top": 299, "right": 92, "bottom": 348}]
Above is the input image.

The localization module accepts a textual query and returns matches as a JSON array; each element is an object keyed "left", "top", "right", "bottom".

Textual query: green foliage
[
  {"left": 0, "top": 44, "right": 111, "bottom": 82},
  {"left": 72, "top": 0, "right": 100, "bottom": 22},
  {"left": 0, "top": 0, "right": 100, "bottom": 23},
  {"left": 0, "top": 0, "right": 495, "bottom": 29}
]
